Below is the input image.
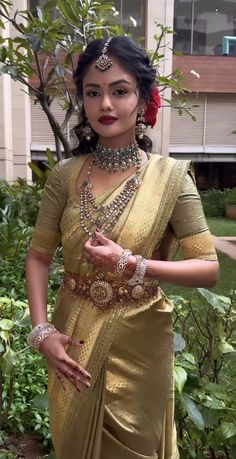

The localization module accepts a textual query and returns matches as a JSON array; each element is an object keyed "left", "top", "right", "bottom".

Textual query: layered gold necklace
[{"left": 79, "top": 143, "right": 142, "bottom": 239}]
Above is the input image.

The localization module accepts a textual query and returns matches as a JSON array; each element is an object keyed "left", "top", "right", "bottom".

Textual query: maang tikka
[{"left": 95, "top": 38, "right": 113, "bottom": 72}]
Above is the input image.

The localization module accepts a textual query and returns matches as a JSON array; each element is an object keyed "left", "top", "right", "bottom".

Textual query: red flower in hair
[{"left": 144, "top": 86, "right": 161, "bottom": 128}]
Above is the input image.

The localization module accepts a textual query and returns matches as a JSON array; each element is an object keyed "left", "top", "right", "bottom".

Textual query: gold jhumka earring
[
  {"left": 82, "top": 122, "right": 94, "bottom": 141},
  {"left": 135, "top": 109, "right": 147, "bottom": 139},
  {"left": 95, "top": 38, "right": 113, "bottom": 72}
]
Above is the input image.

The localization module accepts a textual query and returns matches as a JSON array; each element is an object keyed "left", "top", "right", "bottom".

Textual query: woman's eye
[
  {"left": 114, "top": 88, "right": 128, "bottom": 96},
  {"left": 86, "top": 91, "right": 100, "bottom": 97}
]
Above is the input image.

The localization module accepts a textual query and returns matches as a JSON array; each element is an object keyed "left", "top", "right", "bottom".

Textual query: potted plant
[{"left": 225, "top": 188, "right": 236, "bottom": 220}]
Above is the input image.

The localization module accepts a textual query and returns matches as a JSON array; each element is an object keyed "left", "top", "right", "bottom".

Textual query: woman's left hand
[{"left": 84, "top": 229, "right": 123, "bottom": 272}]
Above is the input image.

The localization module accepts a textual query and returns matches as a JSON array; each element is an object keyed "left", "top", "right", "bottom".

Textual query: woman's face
[{"left": 82, "top": 57, "right": 143, "bottom": 147}]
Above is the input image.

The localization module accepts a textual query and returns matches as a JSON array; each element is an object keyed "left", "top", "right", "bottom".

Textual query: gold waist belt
[{"left": 63, "top": 271, "right": 159, "bottom": 311}]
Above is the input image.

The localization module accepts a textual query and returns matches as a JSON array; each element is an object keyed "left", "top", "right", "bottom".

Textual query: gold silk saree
[{"left": 30, "top": 154, "right": 217, "bottom": 459}]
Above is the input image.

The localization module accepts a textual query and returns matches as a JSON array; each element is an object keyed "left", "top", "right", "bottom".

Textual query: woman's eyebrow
[{"left": 85, "top": 79, "right": 132, "bottom": 88}]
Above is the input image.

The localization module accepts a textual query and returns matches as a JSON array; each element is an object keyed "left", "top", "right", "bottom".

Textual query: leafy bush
[
  {"left": 173, "top": 289, "right": 236, "bottom": 459},
  {"left": 0, "top": 179, "right": 42, "bottom": 226},
  {"left": 0, "top": 297, "right": 50, "bottom": 447},
  {"left": 0, "top": 180, "right": 63, "bottom": 452},
  {"left": 224, "top": 188, "right": 236, "bottom": 206},
  {"left": 200, "top": 189, "right": 226, "bottom": 218}
]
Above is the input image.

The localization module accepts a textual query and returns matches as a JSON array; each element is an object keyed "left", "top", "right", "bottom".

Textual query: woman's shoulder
[
  {"left": 56, "top": 154, "right": 90, "bottom": 175},
  {"left": 150, "top": 152, "right": 189, "bottom": 165},
  {"left": 149, "top": 152, "right": 191, "bottom": 171},
  {"left": 58, "top": 154, "right": 88, "bottom": 168}
]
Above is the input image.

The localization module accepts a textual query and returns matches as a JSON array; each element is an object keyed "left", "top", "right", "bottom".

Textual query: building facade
[
  {"left": 170, "top": 0, "right": 236, "bottom": 188},
  {"left": 1, "top": 0, "right": 236, "bottom": 187}
]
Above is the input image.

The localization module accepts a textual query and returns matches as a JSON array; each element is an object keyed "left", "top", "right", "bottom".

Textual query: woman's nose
[{"left": 100, "top": 94, "right": 113, "bottom": 111}]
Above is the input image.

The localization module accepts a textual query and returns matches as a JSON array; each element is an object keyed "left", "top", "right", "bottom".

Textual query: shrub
[
  {"left": 224, "top": 188, "right": 236, "bottom": 206},
  {"left": 0, "top": 180, "right": 62, "bottom": 451},
  {"left": 200, "top": 189, "right": 226, "bottom": 217},
  {"left": 173, "top": 289, "right": 236, "bottom": 459},
  {"left": 0, "top": 179, "right": 42, "bottom": 226}
]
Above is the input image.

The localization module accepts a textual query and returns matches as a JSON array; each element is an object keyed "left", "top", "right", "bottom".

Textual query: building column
[
  {"left": 146, "top": 0, "right": 174, "bottom": 156},
  {"left": 11, "top": 79, "right": 32, "bottom": 181},
  {"left": 11, "top": 0, "right": 32, "bottom": 181},
  {"left": 0, "top": 18, "right": 13, "bottom": 181}
]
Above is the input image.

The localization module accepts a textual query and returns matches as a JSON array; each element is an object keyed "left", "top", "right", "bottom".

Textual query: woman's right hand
[{"left": 39, "top": 333, "right": 91, "bottom": 392}]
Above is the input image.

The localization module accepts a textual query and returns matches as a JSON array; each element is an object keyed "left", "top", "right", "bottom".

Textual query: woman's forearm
[
  {"left": 25, "top": 248, "right": 53, "bottom": 327},
  {"left": 145, "top": 258, "right": 219, "bottom": 287}
]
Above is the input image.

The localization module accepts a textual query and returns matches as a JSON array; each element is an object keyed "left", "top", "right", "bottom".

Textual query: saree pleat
[{"left": 30, "top": 154, "right": 217, "bottom": 458}]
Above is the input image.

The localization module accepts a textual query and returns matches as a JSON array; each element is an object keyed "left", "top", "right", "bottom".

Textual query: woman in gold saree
[{"left": 26, "top": 37, "right": 219, "bottom": 459}]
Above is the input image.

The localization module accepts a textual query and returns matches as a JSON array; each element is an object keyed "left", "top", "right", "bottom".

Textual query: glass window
[
  {"left": 109, "top": 0, "right": 146, "bottom": 40},
  {"left": 174, "top": 0, "right": 192, "bottom": 54},
  {"left": 174, "top": 0, "right": 236, "bottom": 55}
]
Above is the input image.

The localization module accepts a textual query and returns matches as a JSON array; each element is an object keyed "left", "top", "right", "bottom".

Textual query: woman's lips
[{"left": 98, "top": 116, "right": 118, "bottom": 125}]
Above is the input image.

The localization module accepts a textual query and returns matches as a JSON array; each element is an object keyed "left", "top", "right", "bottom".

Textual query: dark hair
[{"left": 72, "top": 36, "right": 156, "bottom": 155}]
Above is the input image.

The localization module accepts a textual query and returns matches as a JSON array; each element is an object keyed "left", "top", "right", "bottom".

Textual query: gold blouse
[{"left": 30, "top": 155, "right": 217, "bottom": 264}]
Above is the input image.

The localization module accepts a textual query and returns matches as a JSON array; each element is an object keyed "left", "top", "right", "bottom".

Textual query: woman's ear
[{"left": 137, "top": 99, "right": 146, "bottom": 113}]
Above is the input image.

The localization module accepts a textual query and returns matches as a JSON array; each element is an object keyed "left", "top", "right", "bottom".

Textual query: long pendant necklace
[{"left": 79, "top": 149, "right": 142, "bottom": 239}]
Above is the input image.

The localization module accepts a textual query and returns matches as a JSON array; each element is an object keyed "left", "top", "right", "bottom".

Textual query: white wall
[
  {"left": 0, "top": 0, "right": 32, "bottom": 182},
  {"left": 146, "top": 0, "right": 174, "bottom": 156}
]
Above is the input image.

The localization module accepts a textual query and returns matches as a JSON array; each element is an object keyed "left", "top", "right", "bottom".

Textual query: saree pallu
[{"left": 30, "top": 154, "right": 217, "bottom": 458}]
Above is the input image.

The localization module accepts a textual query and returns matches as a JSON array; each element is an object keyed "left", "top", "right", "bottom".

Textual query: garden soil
[{"left": 2, "top": 434, "right": 46, "bottom": 458}]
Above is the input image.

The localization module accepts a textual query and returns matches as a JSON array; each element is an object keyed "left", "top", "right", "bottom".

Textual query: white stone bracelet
[
  {"left": 115, "top": 249, "right": 132, "bottom": 277},
  {"left": 27, "top": 322, "right": 58, "bottom": 351},
  {"left": 127, "top": 256, "right": 147, "bottom": 286}
]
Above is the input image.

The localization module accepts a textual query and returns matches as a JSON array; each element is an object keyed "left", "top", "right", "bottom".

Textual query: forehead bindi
[{"left": 83, "top": 58, "right": 137, "bottom": 89}]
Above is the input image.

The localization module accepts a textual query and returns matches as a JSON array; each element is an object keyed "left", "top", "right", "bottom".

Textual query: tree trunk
[
  {"left": 39, "top": 97, "right": 72, "bottom": 161},
  {"left": 54, "top": 134, "right": 63, "bottom": 162}
]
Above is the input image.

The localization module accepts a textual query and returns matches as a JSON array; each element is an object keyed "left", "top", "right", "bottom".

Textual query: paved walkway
[{"left": 214, "top": 237, "right": 236, "bottom": 260}]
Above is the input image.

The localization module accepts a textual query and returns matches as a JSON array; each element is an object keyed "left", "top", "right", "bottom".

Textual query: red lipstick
[{"left": 98, "top": 116, "right": 118, "bottom": 125}]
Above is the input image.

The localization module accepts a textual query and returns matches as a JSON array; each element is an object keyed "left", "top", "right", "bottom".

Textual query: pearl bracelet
[
  {"left": 127, "top": 256, "right": 147, "bottom": 286},
  {"left": 27, "top": 322, "right": 58, "bottom": 350},
  {"left": 115, "top": 249, "right": 132, "bottom": 277}
]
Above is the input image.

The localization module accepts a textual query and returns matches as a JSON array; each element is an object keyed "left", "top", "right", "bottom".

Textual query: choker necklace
[
  {"left": 80, "top": 156, "right": 142, "bottom": 240},
  {"left": 93, "top": 142, "right": 141, "bottom": 172}
]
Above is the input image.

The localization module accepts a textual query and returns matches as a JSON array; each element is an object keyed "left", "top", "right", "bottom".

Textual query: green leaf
[
  {"left": 28, "top": 162, "right": 44, "bottom": 179},
  {"left": 43, "top": 0, "right": 57, "bottom": 11},
  {"left": 201, "top": 406, "right": 220, "bottom": 428},
  {"left": 202, "top": 395, "right": 226, "bottom": 410},
  {"left": 2, "top": 348, "right": 18, "bottom": 373},
  {"left": 174, "top": 332, "right": 186, "bottom": 352},
  {"left": 46, "top": 148, "right": 56, "bottom": 169},
  {"left": 0, "top": 318, "right": 13, "bottom": 330},
  {"left": 196, "top": 288, "right": 227, "bottom": 313},
  {"left": 0, "top": 330, "right": 9, "bottom": 341},
  {"left": 182, "top": 393, "right": 205, "bottom": 431},
  {"left": 33, "top": 394, "right": 49, "bottom": 410},
  {"left": 203, "top": 382, "right": 225, "bottom": 393},
  {"left": 174, "top": 365, "right": 187, "bottom": 392},
  {"left": 220, "top": 342, "right": 236, "bottom": 354},
  {"left": 182, "top": 352, "right": 195, "bottom": 364},
  {"left": 215, "top": 423, "right": 236, "bottom": 442}
]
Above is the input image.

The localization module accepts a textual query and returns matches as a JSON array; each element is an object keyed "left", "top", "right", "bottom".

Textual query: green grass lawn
[
  {"left": 165, "top": 217, "right": 236, "bottom": 298},
  {"left": 207, "top": 217, "right": 236, "bottom": 237}
]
